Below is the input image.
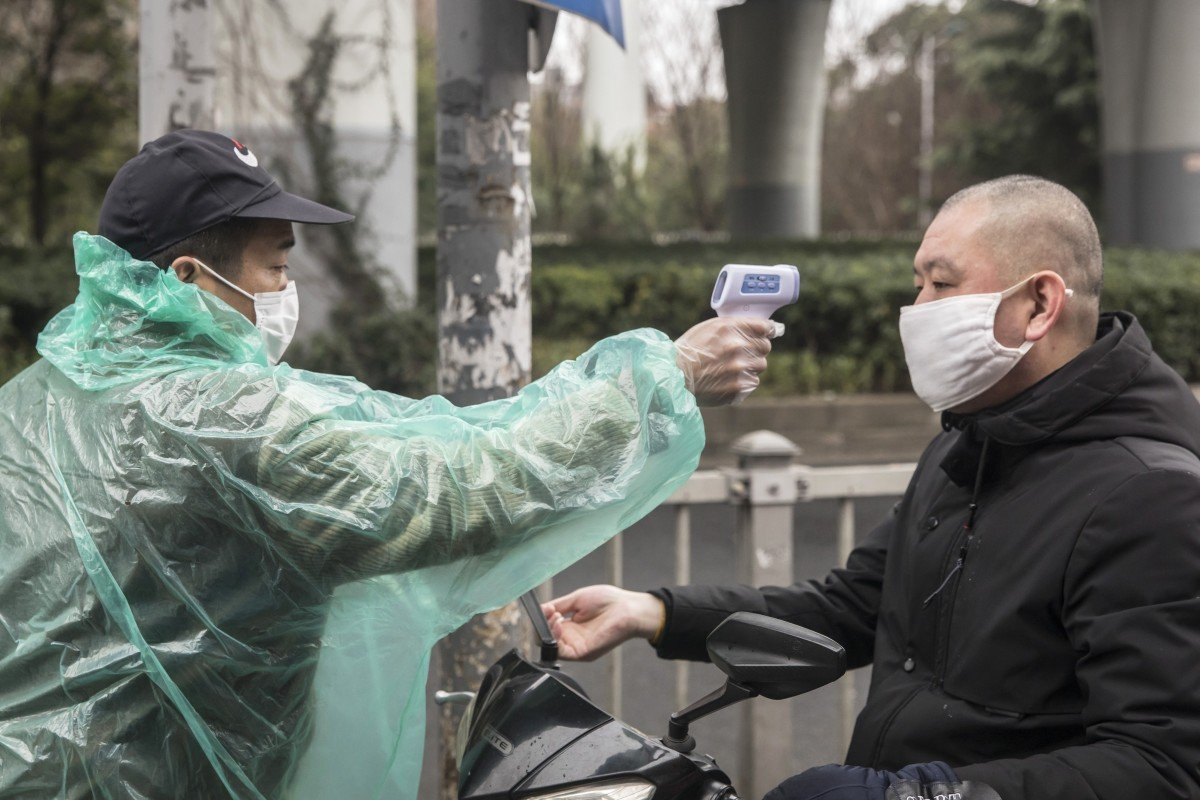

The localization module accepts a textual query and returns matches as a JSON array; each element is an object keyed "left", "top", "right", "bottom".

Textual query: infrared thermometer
[{"left": 711, "top": 264, "right": 800, "bottom": 319}]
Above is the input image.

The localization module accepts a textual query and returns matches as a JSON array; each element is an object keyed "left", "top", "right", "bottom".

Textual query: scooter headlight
[{"left": 522, "top": 780, "right": 656, "bottom": 800}]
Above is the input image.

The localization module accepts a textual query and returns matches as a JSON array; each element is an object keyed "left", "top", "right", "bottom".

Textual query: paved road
[{"left": 420, "top": 494, "right": 899, "bottom": 797}]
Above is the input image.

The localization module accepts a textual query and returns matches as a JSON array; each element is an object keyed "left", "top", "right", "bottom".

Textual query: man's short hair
[
  {"left": 941, "top": 175, "right": 1103, "bottom": 299},
  {"left": 147, "top": 217, "right": 261, "bottom": 278}
]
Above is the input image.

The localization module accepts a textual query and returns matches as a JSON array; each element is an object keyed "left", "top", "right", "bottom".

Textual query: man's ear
[
  {"left": 171, "top": 257, "right": 199, "bottom": 284},
  {"left": 1024, "top": 270, "right": 1069, "bottom": 342}
]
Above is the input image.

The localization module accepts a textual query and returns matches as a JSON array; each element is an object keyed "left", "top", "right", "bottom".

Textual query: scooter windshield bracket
[{"left": 519, "top": 590, "right": 560, "bottom": 665}]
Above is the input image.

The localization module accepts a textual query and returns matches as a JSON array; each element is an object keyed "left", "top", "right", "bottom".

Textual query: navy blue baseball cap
[{"left": 98, "top": 129, "right": 354, "bottom": 260}]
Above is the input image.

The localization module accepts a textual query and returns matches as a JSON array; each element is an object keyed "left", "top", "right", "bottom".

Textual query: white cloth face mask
[
  {"left": 195, "top": 259, "right": 299, "bottom": 365},
  {"left": 899, "top": 275, "right": 1073, "bottom": 413}
]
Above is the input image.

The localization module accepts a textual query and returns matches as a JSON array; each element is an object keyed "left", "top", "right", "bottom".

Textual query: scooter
[{"left": 436, "top": 591, "right": 846, "bottom": 800}]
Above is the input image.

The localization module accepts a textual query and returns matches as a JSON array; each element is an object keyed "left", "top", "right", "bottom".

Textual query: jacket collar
[
  {"left": 938, "top": 312, "right": 1151, "bottom": 487},
  {"left": 942, "top": 312, "right": 1146, "bottom": 447}
]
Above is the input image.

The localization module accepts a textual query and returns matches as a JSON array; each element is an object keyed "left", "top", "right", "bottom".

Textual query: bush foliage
[
  {"left": 6, "top": 240, "right": 1200, "bottom": 395},
  {"left": 0, "top": 243, "right": 76, "bottom": 385},
  {"left": 421, "top": 240, "right": 1200, "bottom": 396}
]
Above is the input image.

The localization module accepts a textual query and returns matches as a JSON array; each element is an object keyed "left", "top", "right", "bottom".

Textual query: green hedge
[
  {"left": 505, "top": 242, "right": 1200, "bottom": 395},
  {"left": 0, "top": 243, "right": 77, "bottom": 385},
  {"left": 6, "top": 240, "right": 1200, "bottom": 395},
  {"left": 416, "top": 239, "right": 925, "bottom": 395},
  {"left": 522, "top": 243, "right": 919, "bottom": 394}
]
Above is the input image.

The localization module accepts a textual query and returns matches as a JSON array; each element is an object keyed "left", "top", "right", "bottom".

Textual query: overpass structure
[
  {"left": 1094, "top": 0, "right": 1200, "bottom": 250},
  {"left": 719, "top": 0, "right": 832, "bottom": 240},
  {"left": 718, "top": 0, "right": 1200, "bottom": 249},
  {"left": 138, "top": 0, "right": 1200, "bottom": 260}
]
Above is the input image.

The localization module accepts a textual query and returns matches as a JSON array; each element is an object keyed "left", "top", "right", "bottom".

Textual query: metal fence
[{"left": 601, "top": 431, "right": 915, "bottom": 799}]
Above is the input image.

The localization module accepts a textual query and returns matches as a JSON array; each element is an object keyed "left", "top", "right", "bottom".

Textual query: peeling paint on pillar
[
  {"left": 436, "top": 1, "right": 534, "bottom": 406},
  {"left": 436, "top": 95, "right": 534, "bottom": 401}
]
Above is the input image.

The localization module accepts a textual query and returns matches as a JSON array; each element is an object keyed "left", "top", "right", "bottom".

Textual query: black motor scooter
[{"left": 436, "top": 591, "right": 846, "bottom": 800}]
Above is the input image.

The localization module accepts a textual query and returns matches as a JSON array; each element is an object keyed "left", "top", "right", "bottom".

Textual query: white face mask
[
  {"left": 899, "top": 275, "right": 1073, "bottom": 413},
  {"left": 195, "top": 259, "right": 299, "bottom": 365}
]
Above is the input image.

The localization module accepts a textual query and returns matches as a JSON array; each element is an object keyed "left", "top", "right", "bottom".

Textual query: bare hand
[
  {"left": 541, "top": 585, "right": 666, "bottom": 662},
  {"left": 675, "top": 317, "right": 779, "bottom": 406}
]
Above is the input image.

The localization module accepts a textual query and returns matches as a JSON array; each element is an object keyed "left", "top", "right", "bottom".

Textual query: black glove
[{"left": 762, "top": 761, "right": 1001, "bottom": 800}]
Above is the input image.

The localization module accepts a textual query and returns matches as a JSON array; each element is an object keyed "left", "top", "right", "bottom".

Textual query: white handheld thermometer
[{"left": 711, "top": 263, "right": 800, "bottom": 319}]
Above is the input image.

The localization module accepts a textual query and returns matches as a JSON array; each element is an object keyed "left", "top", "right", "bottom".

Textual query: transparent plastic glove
[{"left": 674, "top": 316, "right": 782, "bottom": 406}]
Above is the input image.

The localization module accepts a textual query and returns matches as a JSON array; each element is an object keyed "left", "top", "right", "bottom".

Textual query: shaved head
[{"left": 938, "top": 175, "right": 1102, "bottom": 342}]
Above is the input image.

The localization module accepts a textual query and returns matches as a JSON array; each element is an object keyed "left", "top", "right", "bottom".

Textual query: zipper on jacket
[
  {"left": 873, "top": 435, "right": 988, "bottom": 766},
  {"left": 927, "top": 437, "right": 989, "bottom": 686}
]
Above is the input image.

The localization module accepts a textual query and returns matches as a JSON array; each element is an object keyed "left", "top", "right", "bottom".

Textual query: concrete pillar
[
  {"left": 719, "top": 0, "right": 831, "bottom": 240},
  {"left": 139, "top": 0, "right": 216, "bottom": 141},
  {"left": 435, "top": 0, "right": 533, "bottom": 405},
  {"left": 581, "top": 0, "right": 647, "bottom": 170},
  {"left": 1094, "top": 0, "right": 1200, "bottom": 249},
  {"left": 434, "top": 1, "right": 534, "bottom": 796}
]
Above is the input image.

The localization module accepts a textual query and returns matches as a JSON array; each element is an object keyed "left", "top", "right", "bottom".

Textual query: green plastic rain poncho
[{"left": 0, "top": 234, "right": 705, "bottom": 799}]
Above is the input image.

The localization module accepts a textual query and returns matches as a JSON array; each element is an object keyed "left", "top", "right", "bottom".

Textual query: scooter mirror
[
  {"left": 706, "top": 612, "right": 846, "bottom": 700},
  {"left": 662, "top": 612, "right": 848, "bottom": 752}
]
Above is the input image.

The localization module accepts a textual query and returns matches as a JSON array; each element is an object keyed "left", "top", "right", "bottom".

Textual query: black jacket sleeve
[
  {"left": 956, "top": 468, "right": 1200, "bottom": 799},
  {"left": 650, "top": 509, "right": 893, "bottom": 667}
]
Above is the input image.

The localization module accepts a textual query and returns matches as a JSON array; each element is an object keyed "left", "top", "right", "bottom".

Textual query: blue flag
[{"left": 523, "top": 0, "right": 625, "bottom": 48}]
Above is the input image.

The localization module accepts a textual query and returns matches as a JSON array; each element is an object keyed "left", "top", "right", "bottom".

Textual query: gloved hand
[
  {"left": 763, "top": 761, "right": 1000, "bottom": 800},
  {"left": 542, "top": 585, "right": 665, "bottom": 661},
  {"left": 674, "top": 317, "right": 782, "bottom": 406}
]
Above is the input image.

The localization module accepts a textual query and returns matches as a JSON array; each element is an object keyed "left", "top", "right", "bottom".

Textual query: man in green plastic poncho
[{"left": 0, "top": 130, "right": 777, "bottom": 799}]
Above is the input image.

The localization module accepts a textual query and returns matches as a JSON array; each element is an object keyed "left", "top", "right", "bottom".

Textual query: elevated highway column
[
  {"left": 719, "top": 0, "right": 832, "bottom": 239},
  {"left": 1094, "top": 0, "right": 1200, "bottom": 249}
]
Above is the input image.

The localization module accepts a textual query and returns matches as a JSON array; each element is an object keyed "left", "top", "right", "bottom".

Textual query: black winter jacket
[{"left": 652, "top": 313, "right": 1200, "bottom": 799}]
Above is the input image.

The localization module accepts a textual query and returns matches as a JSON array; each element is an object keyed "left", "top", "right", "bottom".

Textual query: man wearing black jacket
[{"left": 544, "top": 176, "right": 1200, "bottom": 800}]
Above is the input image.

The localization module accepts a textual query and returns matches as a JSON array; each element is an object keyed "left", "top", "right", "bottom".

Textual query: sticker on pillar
[{"left": 1184, "top": 153, "right": 1200, "bottom": 174}]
